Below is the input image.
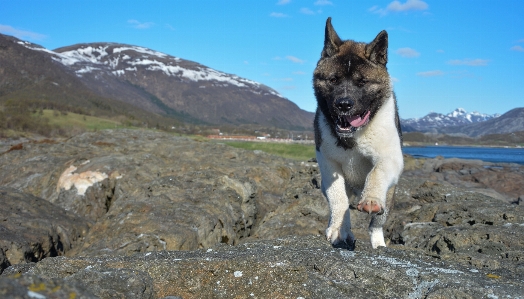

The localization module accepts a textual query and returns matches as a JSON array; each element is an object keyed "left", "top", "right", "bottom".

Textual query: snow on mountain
[
  {"left": 11, "top": 38, "right": 313, "bottom": 130},
  {"left": 401, "top": 108, "right": 501, "bottom": 133},
  {"left": 20, "top": 42, "right": 284, "bottom": 98}
]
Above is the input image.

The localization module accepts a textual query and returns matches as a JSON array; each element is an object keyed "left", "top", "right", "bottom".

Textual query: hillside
[
  {"left": 1, "top": 34, "right": 314, "bottom": 133},
  {"left": 0, "top": 34, "right": 183, "bottom": 135},
  {"left": 51, "top": 42, "right": 314, "bottom": 130}
]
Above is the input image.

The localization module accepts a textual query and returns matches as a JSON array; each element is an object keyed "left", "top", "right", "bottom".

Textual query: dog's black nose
[{"left": 335, "top": 98, "right": 354, "bottom": 113}]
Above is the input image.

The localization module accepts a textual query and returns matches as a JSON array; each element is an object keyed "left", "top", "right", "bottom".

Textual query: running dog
[{"left": 313, "top": 17, "right": 403, "bottom": 249}]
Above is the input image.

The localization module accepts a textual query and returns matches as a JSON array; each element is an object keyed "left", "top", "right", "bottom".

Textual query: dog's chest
[{"left": 317, "top": 114, "right": 373, "bottom": 189}]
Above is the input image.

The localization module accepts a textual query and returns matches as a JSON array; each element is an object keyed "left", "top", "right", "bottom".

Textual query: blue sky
[{"left": 1, "top": 0, "right": 523, "bottom": 119}]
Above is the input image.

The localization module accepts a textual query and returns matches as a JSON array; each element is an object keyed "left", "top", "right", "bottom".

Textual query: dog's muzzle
[{"left": 336, "top": 110, "right": 371, "bottom": 135}]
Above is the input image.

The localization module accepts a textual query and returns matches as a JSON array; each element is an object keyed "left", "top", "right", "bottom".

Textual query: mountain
[
  {"left": 1, "top": 34, "right": 314, "bottom": 131},
  {"left": 441, "top": 107, "right": 524, "bottom": 137},
  {"left": 401, "top": 108, "right": 500, "bottom": 133},
  {"left": 0, "top": 34, "right": 186, "bottom": 129},
  {"left": 401, "top": 107, "right": 524, "bottom": 137}
]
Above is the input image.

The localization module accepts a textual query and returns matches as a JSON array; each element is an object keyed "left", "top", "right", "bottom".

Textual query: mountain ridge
[
  {"left": 44, "top": 39, "right": 314, "bottom": 130},
  {"left": 401, "top": 108, "right": 501, "bottom": 133},
  {"left": 2, "top": 34, "right": 314, "bottom": 131},
  {"left": 401, "top": 107, "right": 524, "bottom": 137}
]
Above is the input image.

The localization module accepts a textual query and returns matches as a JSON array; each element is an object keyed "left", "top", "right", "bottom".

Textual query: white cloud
[
  {"left": 276, "top": 78, "right": 294, "bottom": 81},
  {"left": 277, "top": 0, "right": 291, "bottom": 4},
  {"left": 300, "top": 8, "right": 315, "bottom": 15},
  {"left": 0, "top": 24, "right": 46, "bottom": 41},
  {"left": 417, "top": 70, "right": 444, "bottom": 77},
  {"left": 387, "top": 0, "right": 428, "bottom": 12},
  {"left": 286, "top": 56, "right": 304, "bottom": 64},
  {"left": 510, "top": 45, "right": 524, "bottom": 52},
  {"left": 370, "top": 0, "right": 428, "bottom": 16},
  {"left": 396, "top": 47, "right": 420, "bottom": 58},
  {"left": 314, "top": 0, "right": 333, "bottom": 5},
  {"left": 165, "top": 24, "right": 176, "bottom": 31},
  {"left": 128, "top": 19, "right": 154, "bottom": 29},
  {"left": 436, "top": 49, "right": 445, "bottom": 53},
  {"left": 447, "top": 59, "right": 489, "bottom": 66},
  {"left": 280, "top": 85, "right": 296, "bottom": 90},
  {"left": 270, "top": 12, "right": 289, "bottom": 18},
  {"left": 293, "top": 71, "right": 306, "bottom": 75}
]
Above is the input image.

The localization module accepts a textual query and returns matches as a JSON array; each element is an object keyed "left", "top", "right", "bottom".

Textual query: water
[{"left": 403, "top": 146, "right": 524, "bottom": 165}]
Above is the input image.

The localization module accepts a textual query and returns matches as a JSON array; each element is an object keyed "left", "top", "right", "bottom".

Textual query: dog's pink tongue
[{"left": 347, "top": 111, "right": 371, "bottom": 127}]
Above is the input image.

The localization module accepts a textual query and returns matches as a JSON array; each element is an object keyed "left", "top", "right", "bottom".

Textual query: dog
[{"left": 313, "top": 17, "right": 403, "bottom": 249}]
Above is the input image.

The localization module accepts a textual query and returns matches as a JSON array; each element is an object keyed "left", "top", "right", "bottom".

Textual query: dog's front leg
[
  {"left": 317, "top": 151, "right": 355, "bottom": 248},
  {"left": 358, "top": 160, "right": 402, "bottom": 248}
]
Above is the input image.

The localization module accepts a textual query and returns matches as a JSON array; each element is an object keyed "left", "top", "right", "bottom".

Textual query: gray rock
[
  {"left": 2, "top": 235, "right": 522, "bottom": 298},
  {"left": 1, "top": 130, "right": 524, "bottom": 297},
  {"left": 0, "top": 130, "right": 329, "bottom": 257},
  {"left": 0, "top": 187, "right": 89, "bottom": 274},
  {"left": 385, "top": 177, "right": 524, "bottom": 276},
  {"left": 0, "top": 273, "right": 98, "bottom": 298},
  {"left": 403, "top": 155, "right": 524, "bottom": 202}
]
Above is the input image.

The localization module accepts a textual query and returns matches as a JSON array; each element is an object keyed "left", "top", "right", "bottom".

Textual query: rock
[
  {"left": 2, "top": 235, "right": 522, "bottom": 298},
  {"left": 0, "top": 130, "right": 329, "bottom": 257},
  {"left": 0, "top": 187, "right": 89, "bottom": 274},
  {"left": 402, "top": 155, "right": 524, "bottom": 202},
  {"left": 385, "top": 177, "right": 524, "bottom": 275},
  {"left": 1, "top": 130, "right": 524, "bottom": 297},
  {"left": 0, "top": 273, "right": 98, "bottom": 298}
]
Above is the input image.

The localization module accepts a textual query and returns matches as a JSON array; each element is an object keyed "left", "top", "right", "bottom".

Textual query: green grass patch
[
  {"left": 36, "top": 110, "right": 127, "bottom": 131},
  {"left": 219, "top": 140, "right": 316, "bottom": 161}
]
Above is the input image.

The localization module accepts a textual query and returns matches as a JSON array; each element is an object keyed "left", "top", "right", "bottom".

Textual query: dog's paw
[
  {"left": 357, "top": 197, "right": 384, "bottom": 214},
  {"left": 326, "top": 226, "right": 356, "bottom": 250}
]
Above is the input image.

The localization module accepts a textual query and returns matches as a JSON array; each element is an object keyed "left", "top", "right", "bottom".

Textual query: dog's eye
[
  {"left": 357, "top": 79, "right": 368, "bottom": 87},
  {"left": 329, "top": 76, "right": 339, "bottom": 84}
]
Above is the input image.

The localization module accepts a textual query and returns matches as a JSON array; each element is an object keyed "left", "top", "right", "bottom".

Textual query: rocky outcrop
[
  {"left": 2, "top": 235, "right": 522, "bottom": 299},
  {"left": 403, "top": 155, "right": 524, "bottom": 202},
  {"left": 0, "top": 129, "right": 327, "bottom": 260},
  {"left": 0, "top": 187, "right": 89, "bottom": 269},
  {"left": 1, "top": 129, "right": 523, "bottom": 297}
]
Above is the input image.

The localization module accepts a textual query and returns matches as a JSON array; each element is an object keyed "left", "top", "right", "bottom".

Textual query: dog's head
[{"left": 313, "top": 17, "right": 392, "bottom": 139}]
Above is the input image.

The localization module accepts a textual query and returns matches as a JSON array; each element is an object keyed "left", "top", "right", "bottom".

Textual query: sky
[{"left": 1, "top": 0, "right": 523, "bottom": 119}]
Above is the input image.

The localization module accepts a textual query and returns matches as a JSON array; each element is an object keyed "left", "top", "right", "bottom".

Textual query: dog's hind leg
[{"left": 368, "top": 185, "right": 396, "bottom": 248}]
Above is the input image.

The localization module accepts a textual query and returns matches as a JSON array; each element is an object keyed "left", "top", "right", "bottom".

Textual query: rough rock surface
[
  {"left": 0, "top": 129, "right": 327, "bottom": 259},
  {"left": 403, "top": 155, "right": 524, "bottom": 202},
  {"left": 0, "top": 187, "right": 89, "bottom": 269},
  {"left": 2, "top": 235, "right": 522, "bottom": 299},
  {"left": 1, "top": 129, "right": 523, "bottom": 298}
]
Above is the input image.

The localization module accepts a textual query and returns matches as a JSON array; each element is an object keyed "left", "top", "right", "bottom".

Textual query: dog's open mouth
[{"left": 336, "top": 110, "right": 371, "bottom": 134}]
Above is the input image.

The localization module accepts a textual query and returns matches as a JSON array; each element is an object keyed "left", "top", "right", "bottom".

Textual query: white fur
[{"left": 317, "top": 92, "right": 403, "bottom": 248}]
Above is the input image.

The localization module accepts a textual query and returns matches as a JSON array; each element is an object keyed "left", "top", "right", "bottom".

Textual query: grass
[
  {"left": 219, "top": 140, "right": 316, "bottom": 161},
  {"left": 37, "top": 110, "right": 127, "bottom": 131}
]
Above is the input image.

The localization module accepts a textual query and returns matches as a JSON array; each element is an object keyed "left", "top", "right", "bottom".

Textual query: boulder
[
  {"left": 0, "top": 187, "right": 89, "bottom": 273},
  {"left": 2, "top": 235, "right": 522, "bottom": 298}
]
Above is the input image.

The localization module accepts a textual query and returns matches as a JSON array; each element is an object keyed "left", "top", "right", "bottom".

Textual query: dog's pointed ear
[
  {"left": 322, "top": 17, "right": 342, "bottom": 58},
  {"left": 365, "top": 30, "right": 388, "bottom": 65}
]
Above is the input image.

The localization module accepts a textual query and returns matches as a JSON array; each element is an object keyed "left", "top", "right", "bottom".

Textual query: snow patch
[
  {"left": 113, "top": 46, "right": 168, "bottom": 58},
  {"left": 76, "top": 66, "right": 100, "bottom": 74}
]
